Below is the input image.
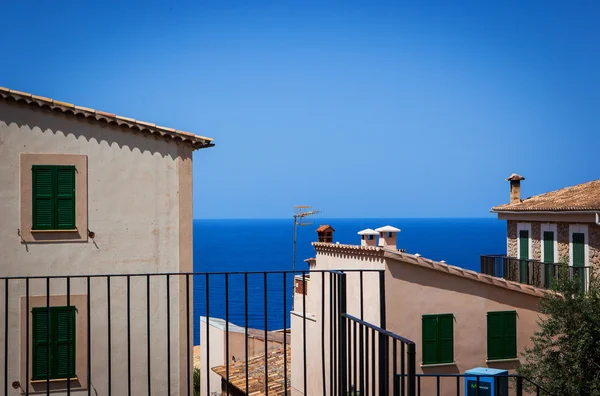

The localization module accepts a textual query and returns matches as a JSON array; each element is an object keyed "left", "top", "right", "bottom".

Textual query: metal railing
[
  {"left": 0, "top": 270, "right": 417, "bottom": 396},
  {"left": 411, "top": 373, "right": 556, "bottom": 396},
  {"left": 480, "top": 255, "right": 591, "bottom": 290}
]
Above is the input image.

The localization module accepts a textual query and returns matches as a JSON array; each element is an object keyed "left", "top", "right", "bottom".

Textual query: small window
[
  {"left": 422, "top": 314, "right": 453, "bottom": 365},
  {"left": 32, "top": 306, "right": 76, "bottom": 380},
  {"left": 32, "top": 165, "right": 76, "bottom": 230},
  {"left": 487, "top": 311, "right": 517, "bottom": 360},
  {"left": 368, "top": 235, "right": 374, "bottom": 240},
  {"left": 387, "top": 232, "right": 393, "bottom": 238}
]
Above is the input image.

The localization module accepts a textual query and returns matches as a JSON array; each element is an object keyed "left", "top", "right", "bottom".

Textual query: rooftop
[
  {"left": 0, "top": 86, "right": 214, "bottom": 150},
  {"left": 212, "top": 346, "right": 291, "bottom": 396},
  {"left": 316, "top": 225, "right": 335, "bottom": 232},
  {"left": 375, "top": 225, "right": 401, "bottom": 233},
  {"left": 357, "top": 228, "right": 379, "bottom": 235},
  {"left": 492, "top": 178, "right": 600, "bottom": 212}
]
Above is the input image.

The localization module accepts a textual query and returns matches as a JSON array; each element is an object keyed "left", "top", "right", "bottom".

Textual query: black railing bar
[
  {"left": 186, "top": 274, "right": 191, "bottom": 396},
  {"left": 86, "top": 277, "right": 91, "bottom": 396},
  {"left": 4, "top": 279, "right": 9, "bottom": 396},
  {"left": 264, "top": 273, "right": 269, "bottom": 396},
  {"left": 481, "top": 255, "right": 591, "bottom": 268},
  {"left": 67, "top": 277, "right": 71, "bottom": 395},
  {"left": 364, "top": 323, "right": 369, "bottom": 396},
  {"left": 302, "top": 271, "right": 306, "bottom": 396},
  {"left": 146, "top": 275, "right": 151, "bottom": 396},
  {"left": 282, "top": 273, "right": 287, "bottom": 396},
  {"left": 225, "top": 274, "right": 230, "bottom": 396},
  {"left": 329, "top": 272, "right": 334, "bottom": 396},
  {"left": 411, "top": 373, "right": 535, "bottom": 378},
  {"left": 166, "top": 274, "right": 172, "bottom": 396},
  {"left": 205, "top": 274, "right": 210, "bottom": 396},
  {"left": 343, "top": 314, "right": 415, "bottom": 345},
  {"left": 127, "top": 275, "right": 132, "bottom": 396},
  {"left": 246, "top": 273, "right": 250, "bottom": 396},
  {"left": 0, "top": 268, "right": 385, "bottom": 281},
  {"left": 321, "top": 271, "right": 326, "bottom": 396},
  {"left": 360, "top": 270, "right": 364, "bottom": 320},
  {"left": 46, "top": 277, "right": 50, "bottom": 396},
  {"left": 25, "top": 278, "right": 30, "bottom": 396}
]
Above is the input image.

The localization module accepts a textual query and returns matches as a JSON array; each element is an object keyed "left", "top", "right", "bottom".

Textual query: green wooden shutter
[
  {"left": 437, "top": 314, "right": 454, "bottom": 363},
  {"left": 422, "top": 316, "right": 438, "bottom": 364},
  {"left": 572, "top": 233, "right": 585, "bottom": 267},
  {"left": 54, "top": 307, "right": 76, "bottom": 378},
  {"left": 487, "top": 312, "right": 503, "bottom": 360},
  {"left": 519, "top": 230, "right": 529, "bottom": 283},
  {"left": 32, "top": 167, "right": 54, "bottom": 230},
  {"left": 503, "top": 311, "right": 517, "bottom": 359},
  {"left": 543, "top": 232, "right": 555, "bottom": 288},
  {"left": 32, "top": 308, "right": 51, "bottom": 380},
  {"left": 55, "top": 167, "right": 76, "bottom": 229}
]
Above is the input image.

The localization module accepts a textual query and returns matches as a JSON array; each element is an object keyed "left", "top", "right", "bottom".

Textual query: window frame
[
  {"left": 422, "top": 313, "right": 454, "bottom": 365},
  {"left": 487, "top": 310, "right": 517, "bottom": 361},
  {"left": 31, "top": 306, "right": 76, "bottom": 381}
]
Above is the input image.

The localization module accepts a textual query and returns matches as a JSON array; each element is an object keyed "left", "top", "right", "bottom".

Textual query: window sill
[
  {"left": 486, "top": 358, "right": 519, "bottom": 363},
  {"left": 31, "top": 377, "right": 78, "bottom": 384},
  {"left": 30, "top": 229, "right": 78, "bottom": 233},
  {"left": 420, "top": 362, "right": 456, "bottom": 368}
]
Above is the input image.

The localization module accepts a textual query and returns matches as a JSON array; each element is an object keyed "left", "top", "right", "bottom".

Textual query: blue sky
[{"left": 2, "top": 1, "right": 599, "bottom": 218}]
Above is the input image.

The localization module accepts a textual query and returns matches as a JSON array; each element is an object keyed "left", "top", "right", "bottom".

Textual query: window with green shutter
[
  {"left": 422, "top": 314, "right": 454, "bottom": 365},
  {"left": 32, "top": 306, "right": 76, "bottom": 380},
  {"left": 487, "top": 311, "right": 517, "bottom": 360},
  {"left": 32, "top": 166, "right": 76, "bottom": 230}
]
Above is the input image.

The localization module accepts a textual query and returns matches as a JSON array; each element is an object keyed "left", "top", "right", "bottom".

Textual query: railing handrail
[
  {"left": 480, "top": 254, "right": 592, "bottom": 268},
  {"left": 343, "top": 313, "right": 415, "bottom": 345},
  {"left": 0, "top": 268, "right": 385, "bottom": 280}
]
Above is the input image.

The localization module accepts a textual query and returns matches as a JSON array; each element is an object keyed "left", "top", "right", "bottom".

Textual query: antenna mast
[{"left": 292, "top": 206, "right": 321, "bottom": 276}]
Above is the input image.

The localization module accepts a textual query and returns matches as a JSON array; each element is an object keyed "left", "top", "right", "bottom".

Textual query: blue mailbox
[{"left": 464, "top": 368, "right": 509, "bottom": 396}]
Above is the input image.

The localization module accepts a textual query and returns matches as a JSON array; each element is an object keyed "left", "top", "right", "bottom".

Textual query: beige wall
[
  {"left": 291, "top": 244, "right": 385, "bottom": 396},
  {"left": 385, "top": 256, "right": 542, "bottom": 396},
  {"left": 0, "top": 100, "right": 195, "bottom": 395}
]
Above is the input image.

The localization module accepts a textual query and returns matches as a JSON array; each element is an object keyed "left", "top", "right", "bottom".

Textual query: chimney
[
  {"left": 316, "top": 225, "right": 335, "bottom": 243},
  {"left": 375, "top": 225, "right": 401, "bottom": 249},
  {"left": 506, "top": 173, "right": 525, "bottom": 204},
  {"left": 358, "top": 228, "right": 378, "bottom": 247}
]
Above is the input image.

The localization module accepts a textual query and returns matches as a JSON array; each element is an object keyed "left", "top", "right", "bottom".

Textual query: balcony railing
[{"left": 480, "top": 255, "right": 591, "bottom": 291}]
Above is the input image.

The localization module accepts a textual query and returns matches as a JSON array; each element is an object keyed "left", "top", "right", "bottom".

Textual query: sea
[{"left": 192, "top": 218, "right": 506, "bottom": 344}]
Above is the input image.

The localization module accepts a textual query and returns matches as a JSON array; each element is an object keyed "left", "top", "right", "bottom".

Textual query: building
[
  {"left": 482, "top": 174, "right": 599, "bottom": 289},
  {"left": 200, "top": 317, "right": 289, "bottom": 396},
  {"left": 0, "top": 87, "right": 214, "bottom": 395},
  {"left": 291, "top": 226, "right": 545, "bottom": 396}
]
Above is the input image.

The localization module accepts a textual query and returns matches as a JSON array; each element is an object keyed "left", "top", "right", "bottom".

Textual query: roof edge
[{"left": 0, "top": 86, "right": 214, "bottom": 150}]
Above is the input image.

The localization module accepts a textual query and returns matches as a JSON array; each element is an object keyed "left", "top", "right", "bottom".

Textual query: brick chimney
[
  {"left": 316, "top": 225, "right": 335, "bottom": 243},
  {"left": 506, "top": 173, "right": 525, "bottom": 204},
  {"left": 358, "top": 228, "right": 378, "bottom": 247},
  {"left": 375, "top": 225, "right": 401, "bottom": 249}
]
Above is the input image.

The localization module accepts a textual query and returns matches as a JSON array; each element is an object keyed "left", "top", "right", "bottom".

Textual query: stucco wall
[
  {"left": 385, "top": 257, "right": 542, "bottom": 396},
  {"left": 0, "top": 100, "right": 194, "bottom": 395}
]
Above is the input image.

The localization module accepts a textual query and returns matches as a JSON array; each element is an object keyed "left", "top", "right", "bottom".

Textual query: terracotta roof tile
[
  {"left": 492, "top": 179, "right": 600, "bottom": 212},
  {"left": 316, "top": 225, "right": 335, "bottom": 232},
  {"left": 212, "top": 347, "right": 291, "bottom": 396},
  {"left": 0, "top": 86, "right": 214, "bottom": 150}
]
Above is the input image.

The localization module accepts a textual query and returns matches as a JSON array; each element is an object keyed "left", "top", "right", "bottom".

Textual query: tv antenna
[{"left": 292, "top": 206, "right": 321, "bottom": 275}]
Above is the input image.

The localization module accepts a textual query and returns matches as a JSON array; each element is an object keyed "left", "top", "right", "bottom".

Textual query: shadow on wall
[
  {"left": 0, "top": 100, "right": 192, "bottom": 160},
  {"left": 387, "top": 259, "right": 541, "bottom": 311}
]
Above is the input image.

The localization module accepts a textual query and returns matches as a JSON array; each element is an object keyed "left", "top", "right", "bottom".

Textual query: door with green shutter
[
  {"left": 543, "top": 231, "right": 555, "bottom": 289},
  {"left": 32, "top": 307, "right": 76, "bottom": 380},
  {"left": 32, "top": 166, "right": 76, "bottom": 230},
  {"left": 572, "top": 233, "right": 585, "bottom": 290},
  {"left": 519, "top": 230, "right": 529, "bottom": 283}
]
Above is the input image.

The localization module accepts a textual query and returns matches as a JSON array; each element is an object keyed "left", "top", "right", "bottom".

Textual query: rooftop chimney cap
[
  {"left": 506, "top": 173, "right": 525, "bottom": 182},
  {"left": 375, "top": 225, "right": 401, "bottom": 233},
  {"left": 358, "top": 228, "right": 379, "bottom": 236},
  {"left": 316, "top": 225, "right": 335, "bottom": 233}
]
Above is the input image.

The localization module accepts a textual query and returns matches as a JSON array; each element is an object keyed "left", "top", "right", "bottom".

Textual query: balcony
[{"left": 480, "top": 255, "right": 591, "bottom": 291}]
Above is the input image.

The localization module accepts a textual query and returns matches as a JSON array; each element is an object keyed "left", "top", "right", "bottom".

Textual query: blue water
[{"left": 192, "top": 218, "right": 506, "bottom": 344}]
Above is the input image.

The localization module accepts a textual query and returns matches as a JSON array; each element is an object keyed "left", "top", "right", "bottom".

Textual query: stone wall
[
  {"left": 589, "top": 223, "right": 600, "bottom": 267},
  {"left": 557, "top": 223, "right": 570, "bottom": 263},
  {"left": 507, "top": 221, "right": 517, "bottom": 257},
  {"left": 531, "top": 222, "right": 541, "bottom": 261}
]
